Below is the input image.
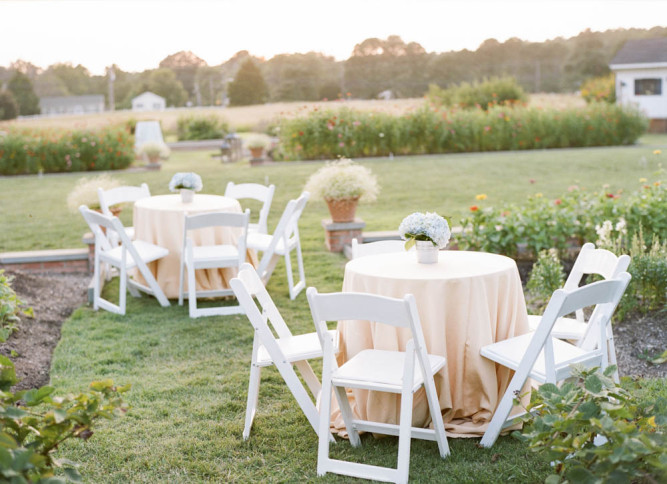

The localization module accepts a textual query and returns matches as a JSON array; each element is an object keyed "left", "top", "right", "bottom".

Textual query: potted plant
[
  {"left": 305, "top": 158, "right": 379, "bottom": 223},
  {"left": 138, "top": 142, "right": 170, "bottom": 170},
  {"left": 67, "top": 174, "right": 122, "bottom": 214},
  {"left": 399, "top": 212, "right": 451, "bottom": 264},
  {"left": 245, "top": 134, "right": 269, "bottom": 162},
  {"left": 169, "top": 172, "right": 203, "bottom": 203}
]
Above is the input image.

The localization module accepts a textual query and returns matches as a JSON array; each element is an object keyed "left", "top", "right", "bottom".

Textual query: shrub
[
  {"left": 0, "top": 270, "right": 33, "bottom": 343},
  {"left": 580, "top": 73, "right": 616, "bottom": 104},
  {"left": 514, "top": 365, "right": 667, "bottom": 483},
  {"left": 0, "top": 90, "right": 19, "bottom": 120},
  {"left": 526, "top": 249, "right": 565, "bottom": 312},
  {"left": 176, "top": 115, "right": 228, "bottom": 141},
  {"left": 427, "top": 76, "right": 528, "bottom": 110},
  {"left": 0, "top": 127, "right": 134, "bottom": 175},
  {"left": 0, "top": 356, "right": 129, "bottom": 483},
  {"left": 277, "top": 103, "right": 647, "bottom": 161}
]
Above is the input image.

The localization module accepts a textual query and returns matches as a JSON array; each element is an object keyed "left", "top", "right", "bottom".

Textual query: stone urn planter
[{"left": 325, "top": 197, "right": 360, "bottom": 223}]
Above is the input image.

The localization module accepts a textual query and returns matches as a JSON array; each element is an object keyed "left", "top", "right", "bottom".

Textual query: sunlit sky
[{"left": 1, "top": 0, "right": 665, "bottom": 75}]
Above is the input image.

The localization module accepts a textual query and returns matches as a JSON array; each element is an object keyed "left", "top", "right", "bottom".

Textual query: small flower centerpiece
[
  {"left": 169, "top": 172, "right": 203, "bottom": 203},
  {"left": 304, "top": 158, "right": 379, "bottom": 222},
  {"left": 399, "top": 212, "right": 451, "bottom": 264}
]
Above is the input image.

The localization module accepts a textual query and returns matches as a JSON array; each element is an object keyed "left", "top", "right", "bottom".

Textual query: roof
[
  {"left": 610, "top": 37, "right": 667, "bottom": 66},
  {"left": 132, "top": 91, "right": 165, "bottom": 102},
  {"left": 39, "top": 95, "right": 104, "bottom": 107}
]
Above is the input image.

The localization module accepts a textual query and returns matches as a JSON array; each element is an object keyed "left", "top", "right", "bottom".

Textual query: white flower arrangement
[
  {"left": 169, "top": 172, "right": 203, "bottom": 192},
  {"left": 399, "top": 212, "right": 451, "bottom": 249},
  {"left": 304, "top": 158, "right": 379, "bottom": 202},
  {"left": 66, "top": 174, "right": 121, "bottom": 212}
]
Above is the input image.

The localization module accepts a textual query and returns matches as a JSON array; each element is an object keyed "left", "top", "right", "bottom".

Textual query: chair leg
[
  {"left": 424, "top": 375, "right": 450, "bottom": 458},
  {"left": 333, "top": 385, "right": 361, "bottom": 447},
  {"left": 396, "top": 344, "right": 416, "bottom": 484},
  {"left": 284, "top": 251, "right": 296, "bottom": 300},
  {"left": 188, "top": 263, "right": 198, "bottom": 318},
  {"left": 607, "top": 331, "right": 620, "bottom": 384},
  {"left": 93, "top": 253, "right": 101, "bottom": 311},
  {"left": 294, "top": 360, "right": 321, "bottom": 399},
  {"left": 243, "top": 364, "right": 261, "bottom": 440},
  {"left": 317, "top": 341, "right": 335, "bottom": 477},
  {"left": 178, "top": 259, "right": 185, "bottom": 306},
  {"left": 119, "top": 265, "right": 127, "bottom": 315},
  {"left": 480, "top": 368, "right": 528, "bottom": 448}
]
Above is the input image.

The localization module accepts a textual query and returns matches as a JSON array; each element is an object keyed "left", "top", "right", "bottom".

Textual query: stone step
[{"left": 0, "top": 248, "right": 89, "bottom": 273}]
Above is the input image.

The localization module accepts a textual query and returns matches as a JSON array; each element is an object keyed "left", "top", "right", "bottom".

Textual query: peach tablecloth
[
  {"left": 133, "top": 194, "right": 257, "bottom": 299},
  {"left": 337, "top": 250, "right": 529, "bottom": 437}
]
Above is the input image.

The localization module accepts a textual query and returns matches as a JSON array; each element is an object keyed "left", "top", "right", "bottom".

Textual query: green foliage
[
  {"left": 0, "top": 355, "right": 129, "bottom": 483},
  {"left": 278, "top": 103, "right": 647, "bottom": 161},
  {"left": 7, "top": 71, "right": 40, "bottom": 116},
  {"left": 228, "top": 60, "right": 267, "bottom": 106},
  {"left": 427, "top": 76, "right": 528, "bottom": 110},
  {"left": 0, "top": 127, "right": 134, "bottom": 175},
  {"left": 0, "top": 270, "right": 33, "bottom": 343},
  {"left": 580, "top": 73, "right": 616, "bottom": 104},
  {"left": 526, "top": 250, "right": 566, "bottom": 311},
  {"left": 514, "top": 365, "right": 667, "bottom": 483},
  {"left": 0, "top": 90, "right": 19, "bottom": 120},
  {"left": 176, "top": 115, "right": 229, "bottom": 141}
]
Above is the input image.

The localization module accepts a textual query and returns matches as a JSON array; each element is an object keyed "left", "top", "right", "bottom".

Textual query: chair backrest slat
[
  {"left": 225, "top": 182, "right": 276, "bottom": 234},
  {"left": 184, "top": 211, "right": 249, "bottom": 231},
  {"left": 98, "top": 183, "right": 150, "bottom": 216}
]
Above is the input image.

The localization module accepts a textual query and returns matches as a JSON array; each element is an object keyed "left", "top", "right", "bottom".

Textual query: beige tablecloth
[
  {"left": 133, "top": 194, "right": 257, "bottom": 299},
  {"left": 337, "top": 250, "right": 529, "bottom": 437}
]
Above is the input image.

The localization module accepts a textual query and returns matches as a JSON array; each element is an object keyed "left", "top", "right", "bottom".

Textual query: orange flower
[
  {"left": 470, "top": 205, "right": 479, "bottom": 212},
  {"left": 554, "top": 199, "right": 562, "bottom": 205}
]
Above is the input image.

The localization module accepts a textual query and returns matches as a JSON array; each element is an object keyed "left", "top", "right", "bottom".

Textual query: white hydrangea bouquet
[
  {"left": 169, "top": 172, "right": 203, "bottom": 192},
  {"left": 398, "top": 212, "right": 451, "bottom": 250}
]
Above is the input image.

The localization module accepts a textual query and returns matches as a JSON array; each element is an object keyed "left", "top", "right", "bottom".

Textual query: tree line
[{"left": 0, "top": 26, "right": 666, "bottom": 117}]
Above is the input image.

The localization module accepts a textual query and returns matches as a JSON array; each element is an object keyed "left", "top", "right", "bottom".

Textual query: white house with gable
[
  {"left": 131, "top": 91, "right": 166, "bottom": 112},
  {"left": 610, "top": 37, "right": 667, "bottom": 133}
]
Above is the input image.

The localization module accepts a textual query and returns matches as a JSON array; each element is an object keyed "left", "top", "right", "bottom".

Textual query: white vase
[
  {"left": 180, "top": 189, "right": 195, "bottom": 203},
  {"left": 415, "top": 240, "right": 439, "bottom": 264}
]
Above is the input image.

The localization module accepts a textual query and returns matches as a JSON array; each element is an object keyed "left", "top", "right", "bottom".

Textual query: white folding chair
[
  {"left": 479, "top": 272, "right": 631, "bottom": 448},
  {"left": 230, "top": 263, "right": 338, "bottom": 441},
  {"left": 97, "top": 183, "right": 151, "bottom": 243},
  {"left": 178, "top": 209, "right": 250, "bottom": 318},
  {"left": 247, "top": 192, "right": 309, "bottom": 300},
  {"left": 224, "top": 181, "right": 276, "bottom": 235},
  {"left": 351, "top": 238, "right": 409, "bottom": 259},
  {"left": 528, "top": 243, "right": 630, "bottom": 381},
  {"left": 79, "top": 205, "right": 170, "bottom": 315},
  {"left": 307, "top": 288, "right": 450, "bottom": 484}
]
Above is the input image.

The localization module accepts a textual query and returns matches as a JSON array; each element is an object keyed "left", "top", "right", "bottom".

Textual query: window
[{"left": 634, "top": 78, "right": 662, "bottom": 96}]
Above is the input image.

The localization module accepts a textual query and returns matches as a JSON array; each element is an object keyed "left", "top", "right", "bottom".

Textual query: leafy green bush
[
  {"left": 514, "top": 365, "right": 667, "bottom": 484},
  {"left": 0, "top": 270, "right": 33, "bottom": 343},
  {"left": 176, "top": 115, "right": 229, "bottom": 141},
  {"left": 277, "top": 103, "right": 646, "bottom": 161},
  {"left": 0, "top": 127, "right": 134, "bottom": 175},
  {"left": 580, "top": 73, "right": 616, "bottom": 104},
  {"left": 0, "top": 90, "right": 19, "bottom": 120},
  {"left": 526, "top": 250, "right": 565, "bottom": 312},
  {"left": 0, "top": 355, "right": 129, "bottom": 483},
  {"left": 427, "top": 76, "right": 528, "bottom": 110}
]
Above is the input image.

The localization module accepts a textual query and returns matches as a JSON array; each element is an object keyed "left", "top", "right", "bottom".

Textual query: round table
[
  {"left": 133, "top": 194, "right": 257, "bottom": 299},
  {"left": 337, "top": 250, "right": 529, "bottom": 437}
]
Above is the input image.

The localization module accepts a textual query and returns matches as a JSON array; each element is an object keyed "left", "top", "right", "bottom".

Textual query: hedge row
[
  {"left": 0, "top": 127, "right": 134, "bottom": 175},
  {"left": 276, "top": 103, "right": 647, "bottom": 161}
]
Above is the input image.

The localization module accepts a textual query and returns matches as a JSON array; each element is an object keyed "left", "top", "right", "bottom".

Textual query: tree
[
  {"left": 0, "top": 91, "right": 19, "bottom": 120},
  {"left": 228, "top": 60, "right": 267, "bottom": 106},
  {"left": 46, "top": 63, "right": 95, "bottom": 95},
  {"left": 159, "top": 51, "right": 207, "bottom": 103},
  {"left": 7, "top": 71, "right": 40, "bottom": 115},
  {"left": 126, "top": 68, "right": 188, "bottom": 107}
]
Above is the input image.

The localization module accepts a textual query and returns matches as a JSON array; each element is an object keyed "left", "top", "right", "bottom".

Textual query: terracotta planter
[
  {"left": 326, "top": 197, "right": 359, "bottom": 223},
  {"left": 249, "top": 147, "right": 264, "bottom": 159}
]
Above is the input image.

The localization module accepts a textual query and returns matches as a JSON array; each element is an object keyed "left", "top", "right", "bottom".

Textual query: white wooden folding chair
[
  {"left": 97, "top": 183, "right": 151, "bottom": 243},
  {"left": 178, "top": 209, "right": 250, "bottom": 318},
  {"left": 247, "top": 192, "right": 309, "bottom": 300},
  {"left": 307, "top": 288, "right": 450, "bottom": 484},
  {"left": 79, "top": 205, "right": 170, "bottom": 315},
  {"left": 528, "top": 243, "right": 630, "bottom": 381},
  {"left": 479, "top": 272, "right": 631, "bottom": 448},
  {"left": 351, "top": 238, "right": 409, "bottom": 259},
  {"left": 224, "top": 181, "right": 276, "bottom": 235},
  {"left": 230, "top": 263, "right": 338, "bottom": 441}
]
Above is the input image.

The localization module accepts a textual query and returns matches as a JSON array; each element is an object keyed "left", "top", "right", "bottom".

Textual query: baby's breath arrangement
[
  {"left": 66, "top": 174, "right": 121, "bottom": 212},
  {"left": 304, "top": 158, "right": 379, "bottom": 202},
  {"left": 139, "top": 141, "right": 170, "bottom": 160}
]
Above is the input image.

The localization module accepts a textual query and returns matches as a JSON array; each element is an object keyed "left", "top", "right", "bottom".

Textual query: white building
[
  {"left": 610, "top": 37, "right": 667, "bottom": 133},
  {"left": 39, "top": 95, "right": 105, "bottom": 115},
  {"left": 131, "top": 91, "right": 166, "bottom": 112}
]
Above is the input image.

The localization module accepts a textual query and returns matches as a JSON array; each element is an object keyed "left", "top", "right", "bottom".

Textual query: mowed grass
[{"left": 2, "top": 137, "right": 666, "bottom": 482}]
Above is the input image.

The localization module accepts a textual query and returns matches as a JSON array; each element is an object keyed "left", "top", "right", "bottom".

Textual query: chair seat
[
  {"left": 527, "top": 314, "right": 587, "bottom": 340},
  {"left": 190, "top": 244, "right": 240, "bottom": 267},
  {"left": 333, "top": 349, "right": 446, "bottom": 393},
  {"left": 102, "top": 240, "right": 169, "bottom": 268},
  {"left": 247, "top": 233, "right": 295, "bottom": 256},
  {"left": 481, "top": 333, "right": 601, "bottom": 383},
  {"left": 257, "top": 330, "right": 339, "bottom": 367}
]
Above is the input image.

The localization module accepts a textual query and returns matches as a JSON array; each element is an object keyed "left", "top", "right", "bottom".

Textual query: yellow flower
[
  {"left": 535, "top": 193, "right": 543, "bottom": 198},
  {"left": 475, "top": 193, "right": 487, "bottom": 200},
  {"left": 639, "top": 177, "right": 647, "bottom": 183},
  {"left": 653, "top": 149, "right": 662, "bottom": 155}
]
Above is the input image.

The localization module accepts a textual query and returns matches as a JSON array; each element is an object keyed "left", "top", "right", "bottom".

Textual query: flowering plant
[
  {"left": 169, "top": 172, "right": 203, "bottom": 192},
  {"left": 66, "top": 174, "right": 121, "bottom": 212},
  {"left": 399, "top": 212, "right": 451, "bottom": 249},
  {"left": 304, "top": 158, "right": 379, "bottom": 202},
  {"left": 138, "top": 141, "right": 170, "bottom": 160}
]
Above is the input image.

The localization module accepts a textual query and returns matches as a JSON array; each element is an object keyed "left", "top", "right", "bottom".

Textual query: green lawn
[{"left": 3, "top": 139, "right": 666, "bottom": 482}]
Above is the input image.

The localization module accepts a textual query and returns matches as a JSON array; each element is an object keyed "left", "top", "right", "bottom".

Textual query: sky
[{"left": 1, "top": 0, "right": 666, "bottom": 75}]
